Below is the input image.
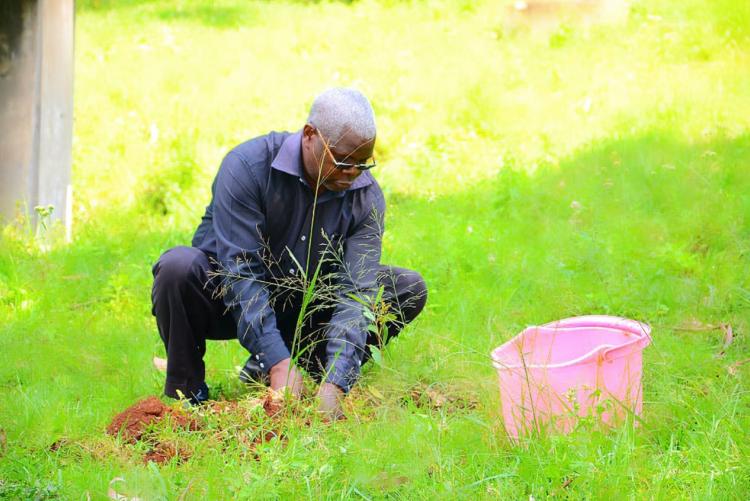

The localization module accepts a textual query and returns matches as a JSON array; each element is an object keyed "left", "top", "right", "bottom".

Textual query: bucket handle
[
  {"left": 545, "top": 316, "right": 651, "bottom": 337},
  {"left": 601, "top": 335, "right": 651, "bottom": 362}
]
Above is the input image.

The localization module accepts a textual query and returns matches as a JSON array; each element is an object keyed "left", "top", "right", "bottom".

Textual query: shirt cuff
[
  {"left": 250, "top": 335, "right": 290, "bottom": 374},
  {"left": 324, "top": 356, "right": 362, "bottom": 394}
]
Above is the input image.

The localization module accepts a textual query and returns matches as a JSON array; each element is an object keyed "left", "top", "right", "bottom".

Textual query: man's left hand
[{"left": 317, "top": 382, "right": 345, "bottom": 421}]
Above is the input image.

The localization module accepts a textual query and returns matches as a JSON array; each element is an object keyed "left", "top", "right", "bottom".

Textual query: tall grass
[{"left": 1, "top": 0, "right": 749, "bottom": 498}]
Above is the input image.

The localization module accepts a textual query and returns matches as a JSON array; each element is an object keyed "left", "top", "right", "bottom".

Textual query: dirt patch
[
  {"left": 143, "top": 441, "right": 192, "bottom": 465},
  {"left": 106, "top": 396, "right": 199, "bottom": 444},
  {"left": 205, "top": 393, "right": 290, "bottom": 460},
  {"left": 404, "top": 383, "right": 479, "bottom": 413},
  {"left": 207, "top": 400, "right": 240, "bottom": 413},
  {"left": 238, "top": 428, "right": 287, "bottom": 461},
  {"left": 49, "top": 438, "right": 68, "bottom": 452},
  {"left": 106, "top": 392, "right": 292, "bottom": 464},
  {"left": 674, "top": 320, "right": 735, "bottom": 357},
  {"left": 206, "top": 391, "right": 284, "bottom": 419},
  {"left": 261, "top": 392, "right": 284, "bottom": 418},
  {"left": 249, "top": 393, "right": 287, "bottom": 455}
]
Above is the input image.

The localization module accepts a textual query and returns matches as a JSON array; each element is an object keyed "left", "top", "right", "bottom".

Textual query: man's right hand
[{"left": 269, "top": 358, "right": 304, "bottom": 397}]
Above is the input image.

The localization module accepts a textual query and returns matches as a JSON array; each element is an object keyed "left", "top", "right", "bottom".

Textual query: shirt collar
[
  {"left": 271, "top": 130, "right": 304, "bottom": 176},
  {"left": 271, "top": 130, "right": 374, "bottom": 192}
]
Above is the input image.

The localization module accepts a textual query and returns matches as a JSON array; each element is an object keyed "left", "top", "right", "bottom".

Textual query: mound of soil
[
  {"left": 107, "top": 392, "right": 291, "bottom": 464},
  {"left": 106, "top": 396, "right": 199, "bottom": 444}
]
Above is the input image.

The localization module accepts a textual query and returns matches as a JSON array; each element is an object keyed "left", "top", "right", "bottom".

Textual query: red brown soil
[
  {"left": 207, "top": 400, "right": 240, "bottom": 413},
  {"left": 248, "top": 393, "right": 286, "bottom": 457},
  {"left": 107, "top": 392, "right": 296, "bottom": 464},
  {"left": 241, "top": 429, "right": 287, "bottom": 461},
  {"left": 106, "top": 396, "right": 199, "bottom": 444},
  {"left": 143, "top": 441, "right": 192, "bottom": 464},
  {"left": 406, "top": 383, "right": 479, "bottom": 412},
  {"left": 261, "top": 392, "right": 284, "bottom": 418},
  {"left": 206, "top": 392, "right": 283, "bottom": 418},
  {"left": 49, "top": 438, "right": 67, "bottom": 452}
]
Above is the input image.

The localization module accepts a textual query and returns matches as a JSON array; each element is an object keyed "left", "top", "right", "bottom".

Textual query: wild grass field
[{"left": 1, "top": 0, "right": 749, "bottom": 498}]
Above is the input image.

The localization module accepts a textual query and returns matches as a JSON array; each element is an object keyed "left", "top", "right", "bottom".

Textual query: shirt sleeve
[
  {"left": 212, "top": 152, "right": 290, "bottom": 373},
  {"left": 323, "top": 188, "right": 386, "bottom": 392}
]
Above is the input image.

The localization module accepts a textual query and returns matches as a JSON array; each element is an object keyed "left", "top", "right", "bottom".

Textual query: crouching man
[{"left": 151, "top": 88, "right": 427, "bottom": 419}]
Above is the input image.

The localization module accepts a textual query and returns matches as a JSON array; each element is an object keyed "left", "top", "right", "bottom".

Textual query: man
[{"left": 151, "top": 88, "right": 427, "bottom": 418}]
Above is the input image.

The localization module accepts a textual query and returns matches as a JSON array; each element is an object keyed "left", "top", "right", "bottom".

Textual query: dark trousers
[{"left": 151, "top": 246, "right": 427, "bottom": 398}]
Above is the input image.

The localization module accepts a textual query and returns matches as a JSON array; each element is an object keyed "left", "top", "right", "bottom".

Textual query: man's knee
[
  {"left": 152, "top": 246, "right": 207, "bottom": 289},
  {"left": 381, "top": 266, "right": 428, "bottom": 323},
  {"left": 401, "top": 269, "right": 428, "bottom": 321}
]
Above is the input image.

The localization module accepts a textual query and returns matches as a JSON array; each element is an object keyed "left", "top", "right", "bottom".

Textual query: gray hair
[{"left": 307, "top": 88, "right": 376, "bottom": 143}]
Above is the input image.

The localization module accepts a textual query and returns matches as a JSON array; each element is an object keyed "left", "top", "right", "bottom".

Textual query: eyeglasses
[{"left": 316, "top": 129, "right": 377, "bottom": 171}]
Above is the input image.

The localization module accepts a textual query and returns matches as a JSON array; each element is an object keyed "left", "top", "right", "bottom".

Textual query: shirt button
[
  {"left": 289, "top": 268, "right": 295, "bottom": 274},
  {"left": 255, "top": 355, "right": 260, "bottom": 360},
  {"left": 301, "top": 235, "right": 306, "bottom": 241},
  {"left": 259, "top": 362, "right": 264, "bottom": 369}
]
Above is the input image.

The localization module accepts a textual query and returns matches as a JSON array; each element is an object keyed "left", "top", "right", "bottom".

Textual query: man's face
[{"left": 301, "top": 124, "right": 375, "bottom": 192}]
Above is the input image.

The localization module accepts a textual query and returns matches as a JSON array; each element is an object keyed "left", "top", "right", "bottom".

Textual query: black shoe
[
  {"left": 188, "top": 382, "right": 209, "bottom": 406},
  {"left": 238, "top": 357, "right": 269, "bottom": 386}
]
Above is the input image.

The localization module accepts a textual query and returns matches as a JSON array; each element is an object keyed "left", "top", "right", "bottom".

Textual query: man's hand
[
  {"left": 317, "top": 382, "right": 345, "bottom": 421},
  {"left": 269, "top": 358, "right": 304, "bottom": 397}
]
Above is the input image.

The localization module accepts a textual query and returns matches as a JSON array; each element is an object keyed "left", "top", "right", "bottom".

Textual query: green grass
[{"left": 1, "top": 0, "right": 749, "bottom": 498}]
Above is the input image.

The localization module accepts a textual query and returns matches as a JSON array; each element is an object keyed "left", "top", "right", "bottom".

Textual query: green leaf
[{"left": 370, "top": 346, "right": 383, "bottom": 367}]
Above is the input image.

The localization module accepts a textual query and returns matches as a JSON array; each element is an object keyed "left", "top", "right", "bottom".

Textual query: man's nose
[{"left": 341, "top": 165, "right": 360, "bottom": 176}]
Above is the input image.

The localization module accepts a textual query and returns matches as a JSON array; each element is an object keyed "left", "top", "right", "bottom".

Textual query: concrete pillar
[{"left": 0, "top": 0, "right": 74, "bottom": 230}]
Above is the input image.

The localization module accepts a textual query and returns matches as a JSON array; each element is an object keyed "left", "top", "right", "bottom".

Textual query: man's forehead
[
  {"left": 330, "top": 143, "right": 373, "bottom": 159},
  {"left": 329, "top": 132, "right": 375, "bottom": 158}
]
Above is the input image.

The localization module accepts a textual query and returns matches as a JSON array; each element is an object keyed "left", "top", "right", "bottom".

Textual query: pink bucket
[{"left": 491, "top": 315, "right": 651, "bottom": 439}]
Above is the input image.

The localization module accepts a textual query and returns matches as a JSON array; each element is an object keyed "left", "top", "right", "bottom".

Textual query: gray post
[{"left": 0, "top": 0, "right": 74, "bottom": 232}]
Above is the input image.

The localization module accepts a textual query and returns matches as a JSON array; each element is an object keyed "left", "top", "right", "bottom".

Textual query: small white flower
[
  {"left": 582, "top": 97, "right": 592, "bottom": 113},
  {"left": 149, "top": 123, "right": 159, "bottom": 144}
]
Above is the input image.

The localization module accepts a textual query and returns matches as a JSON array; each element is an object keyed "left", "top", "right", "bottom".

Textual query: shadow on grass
[
  {"left": 77, "top": 0, "right": 360, "bottom": 28},
  {"left": 384, "top": 130, "right": 749, "bottom": 367},
  {"left": 77, "top": 1, "right": 252, "bottom": 28}
]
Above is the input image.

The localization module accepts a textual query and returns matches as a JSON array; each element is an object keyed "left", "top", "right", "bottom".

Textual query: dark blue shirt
[{"left": 192, "top": 131, "right": 385, "bottom": 392}]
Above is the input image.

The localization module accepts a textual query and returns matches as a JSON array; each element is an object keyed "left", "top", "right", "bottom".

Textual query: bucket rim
[{"left": 490, "top": 316, "right": 651, "bottom": 370}]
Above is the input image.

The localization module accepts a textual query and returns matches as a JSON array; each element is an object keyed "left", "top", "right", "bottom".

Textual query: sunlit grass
[{"left": 1, "top": 0, "right": 749, "bottom": 498}]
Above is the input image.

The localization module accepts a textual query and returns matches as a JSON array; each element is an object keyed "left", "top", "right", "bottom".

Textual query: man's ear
[
  {"left": 302, "top": 123, "right": 316, "bottom": 140},
  {"left": 301, "top": 124, "right": 317, "bottom": 155}
]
